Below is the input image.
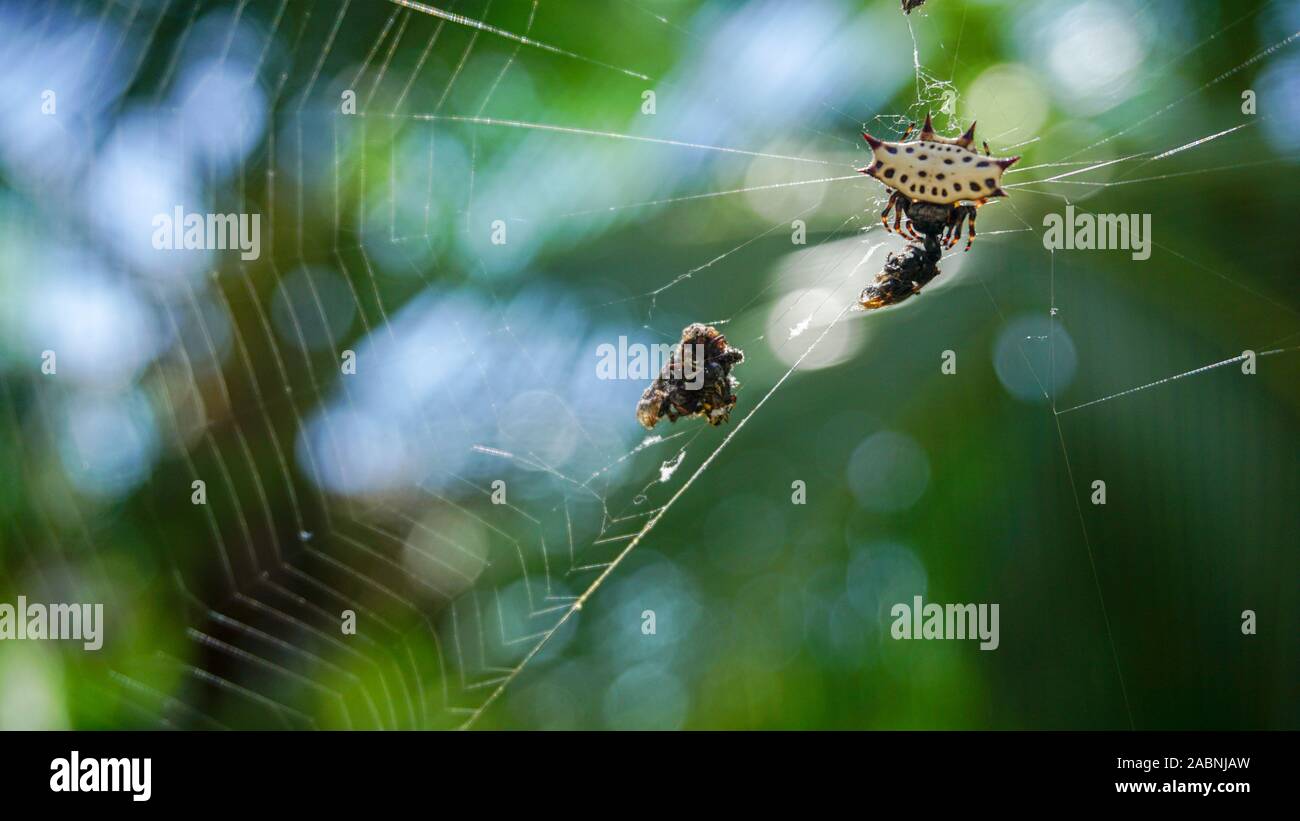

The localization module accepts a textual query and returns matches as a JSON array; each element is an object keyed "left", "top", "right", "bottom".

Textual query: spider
[
  {"left": 636, "top": 324, "right": 744, "bottom": 429},
  {"left": 857, "top": 115, "right": 1019, "bottom": 251},
  {"left": 902, "top": 0, "right": 928, "bottom": 12}
]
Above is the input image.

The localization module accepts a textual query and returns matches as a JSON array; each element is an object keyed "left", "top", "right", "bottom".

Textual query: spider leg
[
  {"left": 904, "top": 215, "right": 922, "bottom": 241},
  {"left": 902, "top": 122, "right": 915, "bottom": 141},
  {"left": 894, "top": 196, "right": 915, "bottom": 237},
  {"left": 963, "top": 207, "right": 978, "bottom": 251},
  {"left": 892, "top": 197, "right": 917, "bottom": 239},
  {"left": 880, "top": 191, "right": 898, "bottom": 233},
  {"left": 982, "top": 140, "right": 992, "bottom": 157},
  {"left": 942, "top": 210, "right": 960, "bottom": 249}
]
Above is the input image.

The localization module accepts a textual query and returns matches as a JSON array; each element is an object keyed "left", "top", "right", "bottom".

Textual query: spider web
[{"left": 2, "top": 0, "right": 1297, "bottom": 730}]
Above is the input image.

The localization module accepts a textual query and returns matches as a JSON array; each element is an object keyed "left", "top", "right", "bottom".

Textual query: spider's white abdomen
[{"left": 859, "top": 118, "right": 1019, "bottom": 206}]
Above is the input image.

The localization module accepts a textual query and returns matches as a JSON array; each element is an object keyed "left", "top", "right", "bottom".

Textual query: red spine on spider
[{"left": 856, "top": 114, "right": 1019, "bottom": 310}]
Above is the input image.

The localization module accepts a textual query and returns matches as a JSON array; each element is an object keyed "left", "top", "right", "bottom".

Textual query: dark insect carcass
[{"left": 636, "top": 324, "right": 745, "bottom": 429}]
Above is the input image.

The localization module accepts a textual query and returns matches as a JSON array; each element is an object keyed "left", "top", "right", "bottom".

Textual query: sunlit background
[{"left": 0, "top": 0, "right": 1296, "bottom": 729}]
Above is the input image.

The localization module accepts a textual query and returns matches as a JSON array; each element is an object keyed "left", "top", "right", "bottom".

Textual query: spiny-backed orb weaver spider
[{"left": 857, "top": 115, "right": 1019, "bottom": 251}]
